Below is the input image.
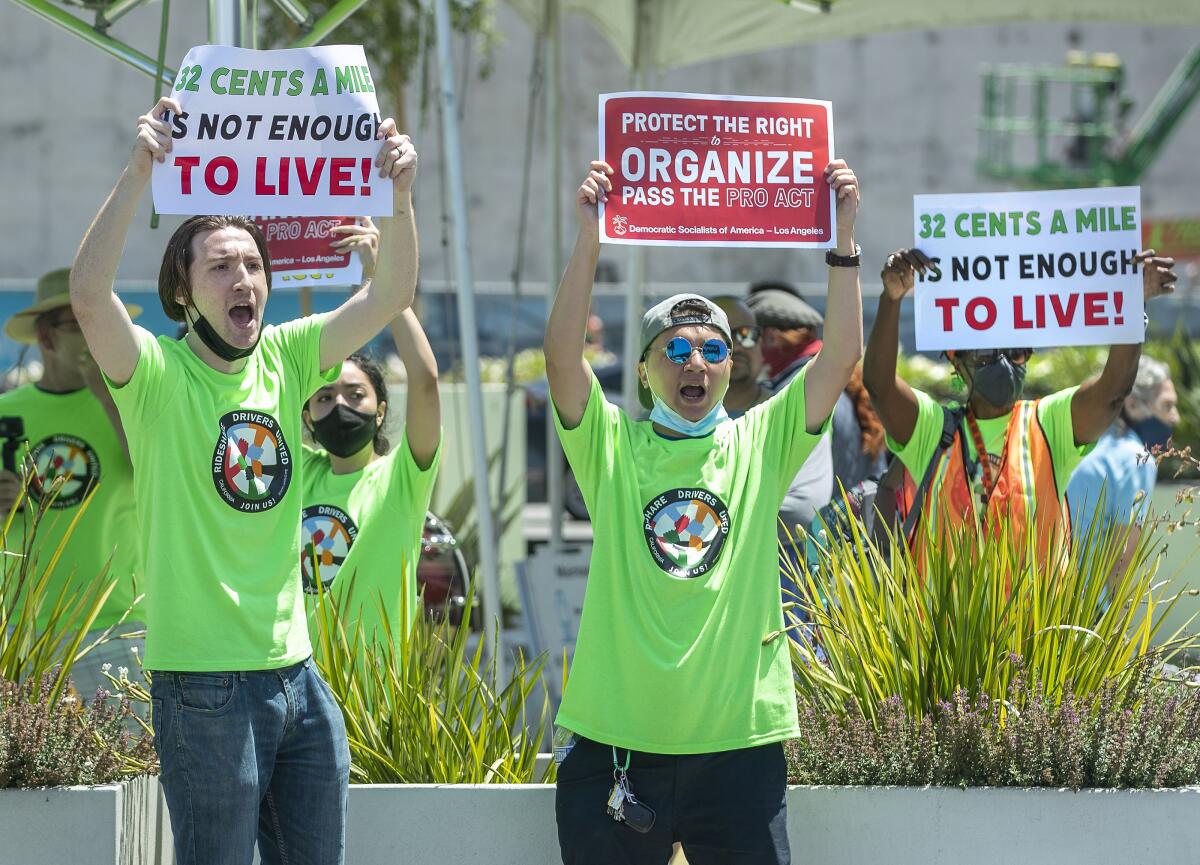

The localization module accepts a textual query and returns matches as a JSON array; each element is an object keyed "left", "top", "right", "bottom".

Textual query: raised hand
[
  {"left": 130, "top": 97, "right": 182, "bottom": 179},
  {"left": 1137, "top": 249, "right": 1177, "bottom": 302},
  {"left": 577, "top": 161, "right": 613, "bottom": 235},
  {"left": 880, "top": 248, "right": 935, "bottom": 301},
  {"left": 330, "top": 217, "right": 380, "bottom": 279},
  {"left": 825, "top": 160, "right": 860, "bottom": 235},
  {"left": 375, "top": 119, "right": 418, "bottom": 196}
]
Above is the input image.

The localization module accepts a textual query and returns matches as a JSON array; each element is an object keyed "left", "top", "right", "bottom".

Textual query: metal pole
[
  {"left": 432, "top": 0, "right": 504, "bottom": 676},
  {"left": 11, "top": 0, "right": 175, "bottom": 86},
  {"left": 291, "top": 0, "right": 368, "bottom": 48},
  {"left": 544, "top": 0, "right": 565, "bottom": 549},
  {"left": 209, "top": 0, "right": 249, "bottom": 46},
  {"left": 96, "top": 0, "right": 153, "bottom": 31},
  {"left": 621, "top": 67, "right": 646, "bottom": 415},
  {"left": 621, "top": 0, "right": 651, "bottom": 415},
  {"left": 267, "top": 0, "right": 312, "bottom": 28}
]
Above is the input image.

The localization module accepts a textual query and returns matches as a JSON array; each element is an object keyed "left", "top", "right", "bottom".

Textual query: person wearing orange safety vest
[{"left": 861, "top": 246, "right": 1177, "bottom": 562}]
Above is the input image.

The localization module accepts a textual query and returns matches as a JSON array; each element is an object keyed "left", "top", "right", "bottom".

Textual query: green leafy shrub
[
  {"left": 787, "top": 658, "right": 1200, "bottom": 789},
  {"left": 0, "top": 670, "right": 155, "bottom": 788}
]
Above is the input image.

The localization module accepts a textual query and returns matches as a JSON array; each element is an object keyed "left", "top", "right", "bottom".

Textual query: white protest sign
[
  {"left": 516, "top": 546, "right": 590, "bottom": 704},
  {"left": 152, "top": 44, "right": 392, "bottom": 217},
  {"left": 912, "top": 187, "right": 1143, "bottom": 351}
]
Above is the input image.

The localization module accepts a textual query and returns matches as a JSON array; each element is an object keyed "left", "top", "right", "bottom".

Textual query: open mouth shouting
[
  {"left": 228, "top": 301, "right": 257, "bottom": 337},
  {"left": 679, "top": 382, "right": 708, "bottom": 405}
]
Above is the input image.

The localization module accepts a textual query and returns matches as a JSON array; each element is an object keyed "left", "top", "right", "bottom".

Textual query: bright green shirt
[
  {"left": 887, "top": 386, "right": 1091, "bottom": 502},
  {"left": 301, "top": 431, "right": 441, "bottom": 648},
  {"left": 107, "top": 317, "right": 337, "bottom": 671},
  {"left": 0, "top": 385, "right": 142, "bottom": 630},
  {"left": 553, "top": 368, "right": 829, "bottom": 754}
]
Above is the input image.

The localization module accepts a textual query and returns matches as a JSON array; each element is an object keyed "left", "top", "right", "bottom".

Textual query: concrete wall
[
  {"left": 0, "top": 774, "right": 168, "bottom": 865},
  {"left": 2, "top": 4, "right": 1198, "bottom": 293},
  {"left": 6, "top": 780, "right": 1199, "bottom": 864}
]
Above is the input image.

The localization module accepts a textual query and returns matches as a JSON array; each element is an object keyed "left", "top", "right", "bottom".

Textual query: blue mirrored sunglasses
[{"left": 663, "top": 336, "right": 730, "bottom": 365}]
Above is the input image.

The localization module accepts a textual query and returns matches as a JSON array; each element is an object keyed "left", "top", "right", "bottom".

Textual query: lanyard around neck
[{"left": 964, "top": 408, "right": 1010, "bottom": 508}]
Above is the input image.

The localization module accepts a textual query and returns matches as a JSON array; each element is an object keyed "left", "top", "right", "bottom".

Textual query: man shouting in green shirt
[
  {"left": 70, "top": 95, "right": 420, "bottom": 865},
  {"left": 546, "top": 157, "right": 864, "bottom": 865}
]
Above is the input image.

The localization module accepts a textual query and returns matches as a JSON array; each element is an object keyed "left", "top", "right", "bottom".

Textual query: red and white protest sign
[
  {"left": 912, "top": 187, "right": 1144, "bottom": 351},
  {"left": 598, "top": 92, "right": 835, "bottom": 248},
  {"left": 153, "top": 44, "right": 391, "bottom": 217},
  {"left": 251, "top": 216, "right": 363, "bottom": 287}
]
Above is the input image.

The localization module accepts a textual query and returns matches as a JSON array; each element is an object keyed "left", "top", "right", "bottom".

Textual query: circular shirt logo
[
  {"left": 300, "top": 504, "right": 358, "bottom": 594},
  {"left": 30, "top": 435, "right": 100, "bottom": 508},
  {"left": 642, "top": 488, "right": 731, "bottom": 578},
  {"left": 211, "top": 411, "right": 292, "bottom": 512}
]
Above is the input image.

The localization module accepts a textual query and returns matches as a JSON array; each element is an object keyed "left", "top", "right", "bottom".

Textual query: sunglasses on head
[
  {"left": 731, "top": 325, "right": 760, "bottom": 348},
  {"left": 663, "top": 336, "right": 730, "bottom": 365}
]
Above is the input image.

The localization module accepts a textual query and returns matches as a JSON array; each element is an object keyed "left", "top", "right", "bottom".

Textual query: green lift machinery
[{"left": 978, "top": 44, "right": 1200, "bottom": 188}]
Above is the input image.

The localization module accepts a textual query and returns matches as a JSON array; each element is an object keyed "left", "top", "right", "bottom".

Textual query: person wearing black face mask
[
  {"left": 862, "top": 246, "right": 1177, "bottom": 565},
  {"left": 300, "top": 302, "right": 442, "bottom": 651},
  {"left": 1067, "top": 355, "right": 1180, "bottom": 587}
]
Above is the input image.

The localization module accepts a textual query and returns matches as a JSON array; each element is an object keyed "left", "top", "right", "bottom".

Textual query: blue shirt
[{"left": 1066, "top": 427, "right": 1156, "bottom": 535}]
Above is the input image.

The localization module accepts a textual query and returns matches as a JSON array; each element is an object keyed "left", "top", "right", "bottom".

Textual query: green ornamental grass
[
  {"left": 310, "top": 569, "right": 551, "bottom": 784},
  {"left": 784, "top": 505, "right": 1200, "bottom": 725}
]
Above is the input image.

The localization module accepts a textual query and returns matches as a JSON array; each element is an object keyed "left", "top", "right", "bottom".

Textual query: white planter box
[
  {"left": 342, "top": 784, "right": 1200, "bottom": 865},
  {"left": 0, "top": 774, "right": 169, "bottom": 865},
  {"left": 5, "top": 780, "right": 1199, "bottom": 865},
  {"left": 788, "top": 785, "right": 1200, "bottom": 865}
]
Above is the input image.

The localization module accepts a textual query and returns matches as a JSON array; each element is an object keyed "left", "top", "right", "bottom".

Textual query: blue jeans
[{"left": 150, "top": 657, "right": 350, "bottom": 865}]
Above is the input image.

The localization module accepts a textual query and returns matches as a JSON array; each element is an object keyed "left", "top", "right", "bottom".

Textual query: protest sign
[
  {"left": 912, "top": 187, "right": 1143, "bottom": 351},
  {"left": 251, "top": 216, "right": 363, "bottom": 287},
  {"left": 152, "top": 44, "right": 391, "bottom": 217},
  {"left": 598, "top": 92, "right": 835, "bottom": 248}
]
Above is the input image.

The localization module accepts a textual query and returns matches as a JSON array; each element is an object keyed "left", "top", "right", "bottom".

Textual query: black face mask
[
  {"left": 310, "top": 404, "right": 378, "bottom": 458},
  {"left": 970, "top": 355, "right": 1027, "bottom": 408},
  {"left": 1125, "top": 413, "right": 1174, "bottom": 451},
  {"left": 188, "top": 309, "right": 259, "bottom": 362}
]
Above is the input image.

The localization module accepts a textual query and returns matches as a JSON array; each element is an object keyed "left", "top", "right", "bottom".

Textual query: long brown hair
[
  {"left": 845, "top": 364, "right": 886, "bottom": 458},
  {"left": 158, "top": 215, "right": 272, "bottom": 322}
]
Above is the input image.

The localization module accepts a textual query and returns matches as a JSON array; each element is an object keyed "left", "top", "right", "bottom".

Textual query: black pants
[{"left": 555, "top": 737, "right": 790, "bottom": 865}]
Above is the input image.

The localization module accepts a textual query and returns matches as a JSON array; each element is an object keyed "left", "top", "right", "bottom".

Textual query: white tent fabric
[{"left": 509, "top": 0, "right": 1200, "bottom": 72}]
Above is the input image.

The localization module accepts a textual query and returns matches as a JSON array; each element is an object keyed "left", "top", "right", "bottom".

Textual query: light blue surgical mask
[{"left": 649, "top": 393, "right": 729, "bottom": 438}]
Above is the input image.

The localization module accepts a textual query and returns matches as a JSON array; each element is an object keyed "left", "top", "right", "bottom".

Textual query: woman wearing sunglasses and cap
[
  {"left": 862, "top": 246, "right": 1177, "bottom": 562},
  {"left": 544, "top": 158, "right": 863, "bottom": 865}
]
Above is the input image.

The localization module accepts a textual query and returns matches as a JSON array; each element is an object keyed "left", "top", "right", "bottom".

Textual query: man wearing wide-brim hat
[{"left": 0, "top": 268, "right": 145, "bottom": 703}]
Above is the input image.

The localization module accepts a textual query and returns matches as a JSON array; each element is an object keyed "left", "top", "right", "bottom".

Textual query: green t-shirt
[
  {"left": 888, "top": 386, "right": 1091, "bottom": 503},
  {"left": 0, "top": 385, "right": 142, "bottom": 630},
  {"left": 107, "top": 317, "right": 337, "bottom": 671},
  {"left": 300, "top": 431, "right": 442, "bottom": 647},
  {"left": 553, "top": 367, "right": 829, "bottom": 754}
]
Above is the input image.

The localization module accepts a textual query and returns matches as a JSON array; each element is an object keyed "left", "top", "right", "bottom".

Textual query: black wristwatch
[{"left": 825, "top": 244, "right": 862, "bottom": 267}]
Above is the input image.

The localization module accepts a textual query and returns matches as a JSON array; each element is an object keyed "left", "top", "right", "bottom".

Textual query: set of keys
[{"left": 607, "top": 749, "right": 656, "bottom": 833}]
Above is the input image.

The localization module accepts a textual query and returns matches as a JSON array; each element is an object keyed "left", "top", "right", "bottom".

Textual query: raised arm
[
  {"left": 318, "top": 118, "right": 418, "bottom": 371},
  {"left": 389, "top": 309, "right": 440, "bottom": 469},
  {"left": 544, "top": 161, "right": 610, "bottom": 429},
  {"left": 70, "top": 97, "right": 181, "bottom": 386},
  {"left": 862, "top": 248, "right": 934, "bottom": 447},
  {"left": 1071, "top": 251, "right": 1176, "bottom": 445},
  {"left": 803, "top": 161, "right": 864, "bottom": 433}
]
